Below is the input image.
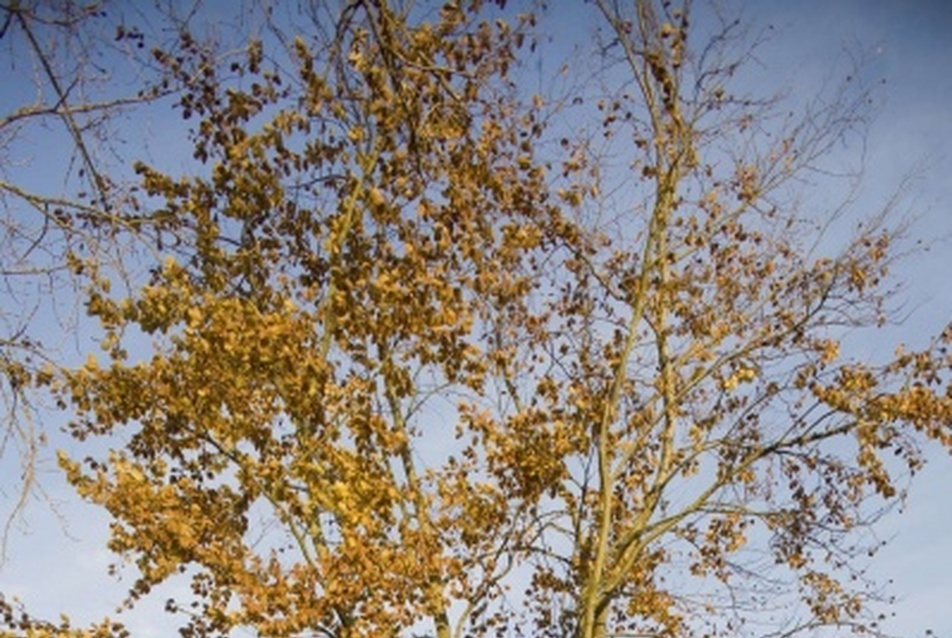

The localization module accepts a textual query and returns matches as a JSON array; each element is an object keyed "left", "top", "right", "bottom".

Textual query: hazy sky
[{"left": 0, "top": 1, "right": 949, "bottom": 637}]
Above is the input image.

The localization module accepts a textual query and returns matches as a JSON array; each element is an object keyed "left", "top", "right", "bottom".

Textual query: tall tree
[{"left": 3, "top": 2, "right": 950, "bottom": 638}]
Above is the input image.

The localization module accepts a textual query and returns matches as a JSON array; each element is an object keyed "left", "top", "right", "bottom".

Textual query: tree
[
  {"left": 2, "top": 1, "right": 950, "bottom": 638},
  {"left": 0, "top": 0, "right": 188, "bottom": 556}
]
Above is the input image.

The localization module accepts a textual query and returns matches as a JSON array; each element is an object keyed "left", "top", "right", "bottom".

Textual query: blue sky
[
  {"left": 771, "top": 4, "right": 952, "bottom": 634},
  {"left": 0, "top": 1, "right": 950, "bottom": 636}
]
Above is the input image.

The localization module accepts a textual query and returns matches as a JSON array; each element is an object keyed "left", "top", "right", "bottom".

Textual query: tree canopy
[{"left": 1, "top": 1, "right": 950, "bottom": 638}]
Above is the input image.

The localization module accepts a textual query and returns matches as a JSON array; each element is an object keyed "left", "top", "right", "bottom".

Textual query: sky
[
  {"left": 789, "top": 2, "right": 952, "bottom": 632},
  {"left": 766, "top": 4, "right": 952, "bottom": 636},
  {"left": 0, "top": 1, "right": 950, "bottom": 637}
]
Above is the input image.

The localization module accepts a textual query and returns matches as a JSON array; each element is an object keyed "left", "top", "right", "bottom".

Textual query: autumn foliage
[{"left": 2, "top": 1, "right": 951, "bottom": 638}]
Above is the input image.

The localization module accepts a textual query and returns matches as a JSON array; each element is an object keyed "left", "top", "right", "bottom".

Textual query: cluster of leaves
[
  {"left": 0, "top": 0, "right": 207, "bottom": 556},
  {"left": 2, "top": 1, "right": 951, "bottom": 638}
]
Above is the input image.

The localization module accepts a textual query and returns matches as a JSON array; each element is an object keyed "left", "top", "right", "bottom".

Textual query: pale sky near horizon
[{"left": 0, "top": 1, "right": 950, "bottom": 637}]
